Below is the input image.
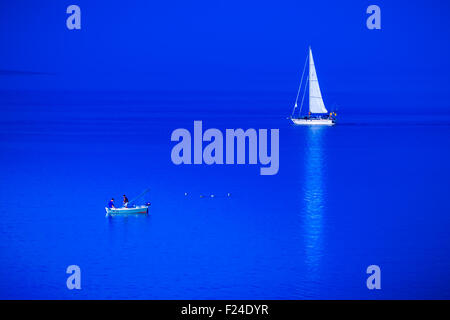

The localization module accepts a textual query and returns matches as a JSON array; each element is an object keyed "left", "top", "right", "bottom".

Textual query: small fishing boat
[
  {"left": 289, "top": 47, "right": 336, "bottom": 125},
  {"left": 105, "top": 189, "right": 151, "bottom": 216},
  {"left": 105, "top": 205, "right": 149, "bottom": 216}
]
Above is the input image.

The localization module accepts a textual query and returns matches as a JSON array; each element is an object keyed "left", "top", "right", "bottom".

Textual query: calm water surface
[{"left": 0, "top": 91, "right": 449, "bottom": 299}]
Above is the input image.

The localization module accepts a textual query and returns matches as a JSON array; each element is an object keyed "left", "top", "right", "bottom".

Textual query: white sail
[{"left": 309, "top": 48, "right": 328, "bottom": 114}]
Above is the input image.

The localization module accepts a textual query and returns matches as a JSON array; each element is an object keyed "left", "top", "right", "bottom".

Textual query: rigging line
[
  {"left": 298, "top": 75, "right": 309, "bottom": 117},
  {"left": 291, "top": 52, "right": 309, "bottom": 117}
]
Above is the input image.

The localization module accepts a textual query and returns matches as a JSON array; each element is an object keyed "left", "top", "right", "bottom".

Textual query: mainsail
[{"left": 308, "top": 48, "right": 328, "bottom": 114}]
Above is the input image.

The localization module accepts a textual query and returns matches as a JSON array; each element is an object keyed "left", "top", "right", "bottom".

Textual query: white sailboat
[{"left": 290, "top": 47, "right": 336, "bottom": 125}]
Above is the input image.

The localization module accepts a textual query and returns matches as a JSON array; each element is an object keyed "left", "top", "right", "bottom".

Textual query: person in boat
[
  {"left": 123, "top": 194, "right": 129, "bottom": 208},
  {"left": 108, "top": 198, "right": 115, "bottom": 209}
]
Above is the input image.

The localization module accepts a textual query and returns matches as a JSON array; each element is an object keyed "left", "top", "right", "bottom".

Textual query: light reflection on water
[{"left": 302, "top": 126, "right": 326, "bottom": 280}]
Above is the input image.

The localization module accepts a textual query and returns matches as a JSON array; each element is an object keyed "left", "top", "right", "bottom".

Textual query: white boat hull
[
  {"left": 105, "top": 205, "right": 149, "bottom": 216},
  {"left": 291, "top": 118, "right": 335, "bottom": 126}
]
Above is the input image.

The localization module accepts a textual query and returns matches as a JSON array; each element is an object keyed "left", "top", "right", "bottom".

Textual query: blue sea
[{"left": 1, "top": 90, "right": 450, "bottom": 299}]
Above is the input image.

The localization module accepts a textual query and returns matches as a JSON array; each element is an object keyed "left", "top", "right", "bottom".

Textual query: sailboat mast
[
  {"left": 308, "top": 46, "right": 312, "bottom": 115},
  {"left": 308, "top": 47, "right": 328, "bottom": 114}
]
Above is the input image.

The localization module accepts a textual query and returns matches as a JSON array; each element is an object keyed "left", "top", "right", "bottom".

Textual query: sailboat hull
[{"left": 291, "top": 118, "right": 335, "bottom": 126}]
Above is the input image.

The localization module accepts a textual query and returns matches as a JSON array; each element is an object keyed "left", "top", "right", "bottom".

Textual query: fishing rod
[{"left": 128, "top": 188, "right": 150, "bottom": 205}]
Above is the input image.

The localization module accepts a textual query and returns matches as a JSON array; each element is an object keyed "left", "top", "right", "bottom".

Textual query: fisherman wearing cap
[{"left": 108, "top": 198, "right": 115, "bottom": 209}]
